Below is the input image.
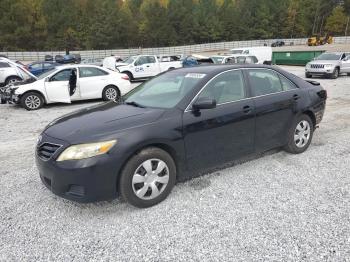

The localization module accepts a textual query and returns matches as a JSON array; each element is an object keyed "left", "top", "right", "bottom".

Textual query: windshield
[
  {"left": 211, "top": 56, "right": 224, "bottom": 64},
  {"left": 124, "top": 71, "right": 206, "bottom": 109},
  {"left": 315, "top": 53, "right": 341, "bottom": 61},
  {"left": 37, "top": 68, "right": 57, "bottom": 80},
  {"left": 124, "top": 56, "right": 136, "bottom": 64}
]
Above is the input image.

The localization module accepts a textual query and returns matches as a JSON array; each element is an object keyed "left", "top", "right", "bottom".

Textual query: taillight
[{"left": 121, "top": 74, "right": 129, "bottom": 81}]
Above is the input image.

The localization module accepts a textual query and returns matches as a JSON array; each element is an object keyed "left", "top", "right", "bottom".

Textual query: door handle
[
  {"left": 243, "top": 105, "right": 251, "bottom": 114},
  {"left": 293, "top": 94, "right": 300, "bottom": 101},
  {"left": 146, "top": 65, "right": 150, "bottom": 67}
]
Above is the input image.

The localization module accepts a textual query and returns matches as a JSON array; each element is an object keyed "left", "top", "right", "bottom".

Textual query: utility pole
[{"left": 345, "top": 16, "right": 350, "bottom": 37}]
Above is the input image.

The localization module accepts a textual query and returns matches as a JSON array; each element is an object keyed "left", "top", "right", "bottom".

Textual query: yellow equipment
[{"left": 307, "top": 34, "right": 333, "bottom": 46}]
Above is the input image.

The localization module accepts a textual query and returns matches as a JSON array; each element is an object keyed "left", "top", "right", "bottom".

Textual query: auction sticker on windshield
[{"left": 185, "top": 73, "right": 206, "bottom": 79}]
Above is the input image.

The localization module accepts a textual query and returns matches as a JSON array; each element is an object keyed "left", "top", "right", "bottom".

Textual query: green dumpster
[{"left": 272, "top": 50, "right": 325, "bottom": 66}]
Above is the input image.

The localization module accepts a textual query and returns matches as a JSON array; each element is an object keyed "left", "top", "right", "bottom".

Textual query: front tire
[
  {"left": 284, "top": 114, "right": 314, "bottom": 154},
  {"left": 119, "top": 147, "right": 176, "bottom": 208},
  {"left": 102, "top": 85, "right": 119, "bottom": 101},
  {"left": 124, "top": 71, "right": 134, "bottom": 81},
  {"left": 20, "top": 92, "right": 44, "bottom": 110},
  {"left": 331, "top": 68, "right": 339, "bottom": 79}
]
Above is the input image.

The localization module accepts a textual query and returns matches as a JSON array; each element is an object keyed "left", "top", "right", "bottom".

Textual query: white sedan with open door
[{"left": 0, "top": 65, "right": 132, "bottom": 110}]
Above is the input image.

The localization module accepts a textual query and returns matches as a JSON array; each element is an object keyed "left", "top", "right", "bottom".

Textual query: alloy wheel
[
  {"left": 105, "top": 88, "right": 117, "bottom": 101},
  {"left": 132, "top": 159, "right": 170, "bottom": 200},
  {"left": 25, "top": 95, "right": 41, "bottom": 110},
  {"left": 294, "top": 120, "right": 311, "bottom": 148}
]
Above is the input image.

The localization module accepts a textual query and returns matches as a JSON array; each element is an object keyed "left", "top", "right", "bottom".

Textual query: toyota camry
[{"left": 36, "top": 65, "right": 327, "bottom": 208}]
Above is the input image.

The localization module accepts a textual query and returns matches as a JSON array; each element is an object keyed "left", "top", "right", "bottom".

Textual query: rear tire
[
  {"left": 119, "top": 147, "right": 176, "bottom": 208},
  {"left": 20, "top": 92, "right": 44, "bottom": 111},
  {"left": 102, "top": 85, "right": 120, "bottom": 101},
  {"left": 5, "top": 76, "right": 22, "bottom": 86},
  {"left": 284, "top": 114, "right": 314, "bottom": 154}
]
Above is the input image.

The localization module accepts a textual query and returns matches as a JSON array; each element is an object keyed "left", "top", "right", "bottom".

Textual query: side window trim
[
  {"left": 242, "top": 68, "right": 298, "bottom": 99},
  {"left": 185, "top": 69, "right": 248, "bottom": 112}
]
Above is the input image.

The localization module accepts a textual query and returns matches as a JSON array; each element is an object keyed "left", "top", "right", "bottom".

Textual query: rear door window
[
  {"left": 247, "top": 69, "right": 283, "bottom": 96},
  {"left": 79, "top": 67, "right": 108, "bottom": 78}
]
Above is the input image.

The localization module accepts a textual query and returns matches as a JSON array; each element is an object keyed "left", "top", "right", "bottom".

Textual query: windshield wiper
[{"left": 125, "top": 101, "right": 145, "bottom": 108}]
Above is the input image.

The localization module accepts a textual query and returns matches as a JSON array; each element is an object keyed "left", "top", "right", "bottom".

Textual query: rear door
[
  {"left": 183, "top": 69, "right": 255, "bottom": 171},
  {"left": 244, "top": 68, "right": 304, "bottom": 152},
  {"left": 78, "top": 67, "right": 109, "bottom": 99},
  {"left": 44, "top": 69, "right": 71, "bottom": 103}
]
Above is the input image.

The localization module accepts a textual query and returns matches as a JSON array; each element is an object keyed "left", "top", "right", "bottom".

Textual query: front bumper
[
  {"left": 305, "top": 67, "right": 334, "bottom": 76},
  {"left": 36, "top": 133, "right": 123, "bottom": 202},
  {"left": 0, "top": 86, "right": 20, "bottom": 104}
]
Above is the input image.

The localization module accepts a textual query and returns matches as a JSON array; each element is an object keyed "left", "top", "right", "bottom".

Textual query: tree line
[{"left": 0, "top": 0, "right": 349, "bottom": 51}]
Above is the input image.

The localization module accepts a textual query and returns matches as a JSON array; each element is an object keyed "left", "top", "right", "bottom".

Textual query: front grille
[
  {"left": 310, "top": 64, "right": 325, "bottom": 69},
  {"left": 37, "top": 143, "right": 62, "bottom": 161}
]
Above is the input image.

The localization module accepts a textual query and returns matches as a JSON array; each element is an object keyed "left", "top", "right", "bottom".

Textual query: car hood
[
  {"left": 309, "top": 60, "right": 339, "bottom": 65},
  {"left": 44, "top": 102, "right": 165, "bottom": 144}
]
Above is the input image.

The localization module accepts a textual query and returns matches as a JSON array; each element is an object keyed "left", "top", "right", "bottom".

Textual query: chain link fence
[{"left": 1, "top": 37, "right": 349, "bottom": 61}]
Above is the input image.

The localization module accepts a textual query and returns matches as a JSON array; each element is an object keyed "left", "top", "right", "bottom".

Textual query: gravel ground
[{"left": 0, "top": 67, "right": 349, "bottom": 261}]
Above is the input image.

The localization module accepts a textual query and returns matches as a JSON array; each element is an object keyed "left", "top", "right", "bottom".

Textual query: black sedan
[{"left": 36, "top": 65, "right": 327, "bottom": 208}]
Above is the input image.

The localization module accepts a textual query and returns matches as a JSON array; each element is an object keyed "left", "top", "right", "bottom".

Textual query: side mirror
[{"left": 192, "top": 97, "right": 216, "bottom": 111}]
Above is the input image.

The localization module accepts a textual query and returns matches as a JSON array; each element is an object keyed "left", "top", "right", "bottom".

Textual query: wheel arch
[
  {"left": 5, "top": 75, "right": 22, "bottom": 83},
  {"left": 121, "top": 70, "right": 133, "bottom": 79},
  {"left": 117, "top": 142, "right": 180, "bottom": 186},
  {"left": 20, "top": 90, "right": 47, "bottom": 104},
  {"left": 302, "top": 110, "right": 316, "bottom": 128}
]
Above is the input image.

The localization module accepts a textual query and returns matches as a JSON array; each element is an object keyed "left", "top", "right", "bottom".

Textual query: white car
[
  {"left": 111, "top": 55, "right": 182, "bottom": 80},
  {"left": 0, "top": 65, "right": 132, "bottom": 110},
  {"left": 230, "top": 46, "right": 272, "bottom": 64},
  {"left": 0, "top": 58, "right": 37, "bottom": 86},
  {"left": 211, "top": 54, "right": 258, "bottom": 64}
]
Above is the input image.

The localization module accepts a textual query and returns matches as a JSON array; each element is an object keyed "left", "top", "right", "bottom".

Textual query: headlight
[{"left": 57, "top": 140, "right": 117, "bottom": 162}]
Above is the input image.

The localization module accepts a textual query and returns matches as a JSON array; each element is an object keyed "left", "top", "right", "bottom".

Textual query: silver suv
[
  {"left": 0, "top": 58, "right": 35, "bottom": 86},
  {"left": 305, "top": 52, "right": 350, "bottom": 79}
]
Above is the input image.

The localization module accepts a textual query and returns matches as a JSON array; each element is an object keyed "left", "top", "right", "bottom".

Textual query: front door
[
  {"left": 341, "top": 54, "right": 350, "bottom": 73},
  {"left": 244, "top": 68, "right": 304, "bottom": 152},
  {"left": 183, "top": 70, "right": 255, "bottom": 171},
  {"left": 45, "top": 69, "right": 72, "bottom": 103}
]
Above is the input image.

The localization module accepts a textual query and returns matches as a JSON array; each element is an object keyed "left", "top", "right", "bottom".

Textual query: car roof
[
  {"left": 174, "top": 64, "right": 275, "bottom": 75},
  {"left": 55, "top": 64, "right": 102, "bottom": 69}
]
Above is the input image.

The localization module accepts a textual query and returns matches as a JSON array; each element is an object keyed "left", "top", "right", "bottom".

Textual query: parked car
[
  {"left": 25, "top": 61, "right": 58, "bottom": 76},
  {"left": 271, "top": 40, "right": 285, "bottom": 47},
  {"left": 230, "top": 46, "right": 272, "bottom": 64},
  {"left": 0, "top": 57, "right": 37, "bottom": 87},
  {"left": 0, "top": 65, "right": 132, "bottom": 110},
  {"left": 55, "top": 54, "right": 80, "bottom": 64},
  {"left": 115, "top": 55, "right": 182, "bottom": 80},
  {"left": 182, "top": 54, "right": 214, "bottom": 67},
  {"left": 305, "top": 52, "right": 350, "bottom": 79},
  {"left": 35, "top": 64, "right": 327, "bottom": 208},
  {"left": 211, "top": 55, "right": 258, "bottom": 64},
  {"left": 102, "top": 56, "right": 127, "bottom": 71},
  {"left": 81, "top": 58, "right": 103, "bottom": 66}
]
